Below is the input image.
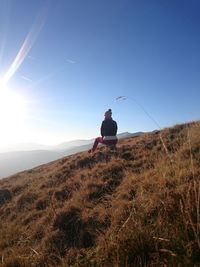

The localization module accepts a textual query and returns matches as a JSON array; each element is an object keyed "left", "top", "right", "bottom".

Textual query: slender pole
[{"left": 115, "top": 96, "right": 169, "bottom": 156}]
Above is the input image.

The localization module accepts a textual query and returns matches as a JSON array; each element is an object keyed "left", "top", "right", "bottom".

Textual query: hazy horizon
[{"left": 0, "top": 130, "right": 140, "bottom": 153}]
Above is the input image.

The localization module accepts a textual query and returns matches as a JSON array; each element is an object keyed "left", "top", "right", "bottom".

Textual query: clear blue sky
[{"left": 0, "top": 0, "right": 200, "bottom": 146}]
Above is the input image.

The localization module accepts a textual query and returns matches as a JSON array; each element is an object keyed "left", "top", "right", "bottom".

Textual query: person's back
[{"left": 101, "top": 118, "right": 117, "bottom": 137}]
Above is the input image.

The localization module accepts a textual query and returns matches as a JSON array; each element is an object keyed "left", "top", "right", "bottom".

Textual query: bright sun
[{"left": 0, "top": 86, "right": 27, "bottom": 145}]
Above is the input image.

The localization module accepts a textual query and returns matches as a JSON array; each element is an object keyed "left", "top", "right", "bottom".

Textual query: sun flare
[{"left": 0, "top": 86, "right": 27, "bottom": 145}]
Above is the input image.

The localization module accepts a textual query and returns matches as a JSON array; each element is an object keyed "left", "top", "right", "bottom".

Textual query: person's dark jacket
[{"left": 101, "top": 119, "right": 118, "bottom": 137}]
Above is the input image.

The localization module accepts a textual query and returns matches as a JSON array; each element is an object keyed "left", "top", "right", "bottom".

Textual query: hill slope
[
  {"left": 0, "top": 121, "right": 200, "bottom": 267},
  {"left": 0, "top": 132, "right": 140, "bottom": 179}
]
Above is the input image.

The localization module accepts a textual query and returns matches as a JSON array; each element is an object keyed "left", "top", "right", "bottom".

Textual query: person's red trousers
[{"left": 92, "top": 137, "right": 117, "bottom": 151}]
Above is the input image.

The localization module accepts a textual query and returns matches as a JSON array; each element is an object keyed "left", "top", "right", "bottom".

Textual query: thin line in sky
[
  {"left": 66, "top": 59, "right": 76, "bottom": 64},
  {"left": 21, "top": 75, "right": 33, "bottom": 82},
  {"left": 28, "top": 55, "right": 36, "bottom": 60},
  {"left": 116, "top": 95, "right": 161, "bottom": 129},
  {"left": 1, "top": 3, "right": 47, "bottom": 86}
]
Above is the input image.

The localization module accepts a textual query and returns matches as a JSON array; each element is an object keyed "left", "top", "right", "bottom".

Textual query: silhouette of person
[{"left": 88, "top": 109, "right": 118, "bottom": 153}]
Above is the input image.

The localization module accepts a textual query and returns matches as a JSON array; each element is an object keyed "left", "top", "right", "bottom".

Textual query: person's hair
[{"left": 104, "top": 109, "right": 112, "bottom": 118}]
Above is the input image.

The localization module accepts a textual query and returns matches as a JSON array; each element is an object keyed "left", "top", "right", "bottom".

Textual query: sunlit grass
[{"left": 0, "top": 121, "right": 200, "bottom": 266}]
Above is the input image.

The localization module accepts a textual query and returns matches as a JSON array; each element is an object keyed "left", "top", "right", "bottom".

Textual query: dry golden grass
[{"left": 0, "top": 121, "right": 200, "bottom": 266}]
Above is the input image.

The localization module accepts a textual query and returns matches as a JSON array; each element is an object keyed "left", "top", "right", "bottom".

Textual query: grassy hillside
[{"left": 0, "top": 121, "right": 200, "bottom": 267}]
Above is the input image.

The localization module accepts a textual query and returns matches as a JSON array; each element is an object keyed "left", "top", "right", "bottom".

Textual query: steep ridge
[{"left": 0, "top": 121, "right": 200, "bottom": 267}]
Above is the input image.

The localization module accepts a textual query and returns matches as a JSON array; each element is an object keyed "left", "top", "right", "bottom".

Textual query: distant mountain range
[{"left": 0, "top": 132, "right": 144, "bottom": 179}]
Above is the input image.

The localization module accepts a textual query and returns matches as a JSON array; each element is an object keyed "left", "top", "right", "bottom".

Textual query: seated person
[{"left": 88, "top": 109, "right": 118, "bottom": 153}]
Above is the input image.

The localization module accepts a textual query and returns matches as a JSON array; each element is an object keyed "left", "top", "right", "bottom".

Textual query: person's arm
[
  {"left": 101, "top": 121, "right": 105, "bottom": 137},
  {"left": 114, "top": 121, "right": 118, "bottom": 135}
]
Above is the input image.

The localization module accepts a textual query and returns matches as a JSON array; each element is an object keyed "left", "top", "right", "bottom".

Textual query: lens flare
[{"left": 2, "top": 14, "right": 45, "bottom": 85}]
